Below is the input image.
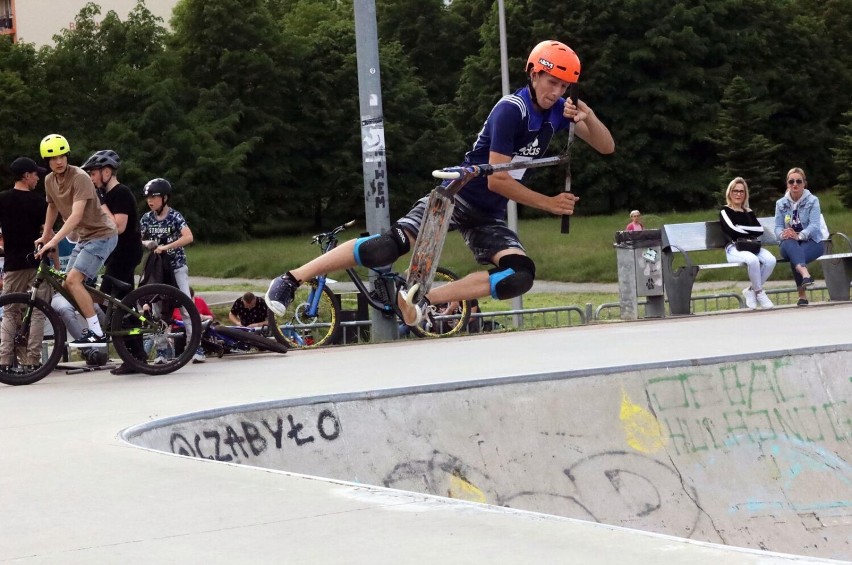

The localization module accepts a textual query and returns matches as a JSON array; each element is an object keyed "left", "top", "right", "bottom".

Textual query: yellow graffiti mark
[
  {"left": 447, "top": 471, "right": 487, "bottom": 503},
  {"left": 620, "top": 389, "right": 667, "bottom": 453}
]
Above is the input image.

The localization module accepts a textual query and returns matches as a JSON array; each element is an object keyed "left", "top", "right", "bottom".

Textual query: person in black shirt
[
  {"left": 719, "top": 177, "right": 776, "bottom": 309},
  {"left": 0, "top": 157, "right": 53, "bottom": 368},
  {"left": 229, "top": 292, "right": 270, "bottom": 328},
  {"left": 82, "top": 150, "right": 145, "bottom": 374},
  {"left": 82, "top": 150, "right": 143, "bottom": 298}
]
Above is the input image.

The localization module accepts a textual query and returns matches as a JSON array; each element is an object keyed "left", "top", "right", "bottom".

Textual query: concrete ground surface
[{"left": 1, "top": 303, "right": 850, "bottom": 563}]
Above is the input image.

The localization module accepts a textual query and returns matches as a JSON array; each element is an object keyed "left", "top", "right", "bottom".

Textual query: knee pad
[
  {"left": 353, "top": 224, "right": 411, "bottom": 268},
  {"left": 488, "top": 255, "right": 536, "bottom": 300}
]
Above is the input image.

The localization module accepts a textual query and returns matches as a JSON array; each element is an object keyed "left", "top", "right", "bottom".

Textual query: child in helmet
[
  {"left": 139, "top": 178, "right": 205, "bottom": 363},
  {"left": 268, "top": 40, "right": 615, "bottom": 325}
]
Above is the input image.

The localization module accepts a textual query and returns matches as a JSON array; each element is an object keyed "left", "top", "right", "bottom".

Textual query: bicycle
[
  {"left": 266, "top": 221, "right": 471, "bottom": 348},
  {"left": 171, "top": 319, "right": 289, "bottom": 357},
  {"left": 0, "top": 252, "right": 202, "bottom": 386}
]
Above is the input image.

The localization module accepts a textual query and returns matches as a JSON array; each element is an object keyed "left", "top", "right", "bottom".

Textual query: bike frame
[{"left": 24, "top": 259, "right": 145, "bottom": 340}]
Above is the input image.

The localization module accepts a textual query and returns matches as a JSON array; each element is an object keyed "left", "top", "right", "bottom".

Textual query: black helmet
[
  {"left": 81, "top": 149, "right": 121, "bottom": 171},
  {"left": 143, "top": 178, "right": 172, "bottom": 197}
]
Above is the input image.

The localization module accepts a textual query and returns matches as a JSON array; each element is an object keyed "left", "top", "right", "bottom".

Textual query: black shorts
[{"left": 397, "top": 196, "right": 525, "bottom": 265}]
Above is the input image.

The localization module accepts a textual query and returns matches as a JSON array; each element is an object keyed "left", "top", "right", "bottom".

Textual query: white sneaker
[
  {"left": 397, "top": 285, "right": 424, "bottom": 326},
  {"left": 755, "top": 290, "right": 774, "bottom": 309},
  {"left": 742, "top": 288, "right": 757, "bottom": 309}
]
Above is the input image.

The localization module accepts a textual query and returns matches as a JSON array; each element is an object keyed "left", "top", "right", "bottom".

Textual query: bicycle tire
[
  {"left": 0, "top": 293, "right": 67, "bottom": 386},
  {"left": 409, "top": 267, "right": 472, "bottom": 339},
  {"left": 110, "top": 284, "right": 202, "bottom": 375},
  {"left": 215, "top": 326, "right": 289, "bottom": 354},
  {"left": 267, "top": 281, "right": 341, "bottom": 349}
]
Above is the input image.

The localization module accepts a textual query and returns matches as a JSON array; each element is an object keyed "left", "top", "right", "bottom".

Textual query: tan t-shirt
[{"left": 45, "top": 165, "right": 116, "bottom": 241}]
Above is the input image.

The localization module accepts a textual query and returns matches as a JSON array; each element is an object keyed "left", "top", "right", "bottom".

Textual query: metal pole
[
  {"left": 498, "top": 0, "right": 524, "bottom": 321},
  {"left": 353, "top": 0, "right": 396, "bottom": 342}
]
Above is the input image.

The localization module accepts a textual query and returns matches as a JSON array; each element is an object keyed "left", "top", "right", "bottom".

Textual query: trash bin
[{"left": 614, "top": 229, "right": 665, "bottom": 320}]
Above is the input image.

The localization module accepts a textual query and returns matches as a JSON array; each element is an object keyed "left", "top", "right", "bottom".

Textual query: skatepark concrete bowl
[{"left": 123, "top": 344, "right": 852, "bottom": 562}]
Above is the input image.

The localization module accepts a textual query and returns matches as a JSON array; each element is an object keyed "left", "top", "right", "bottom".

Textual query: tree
[
  {"left": 833, "top": 108, "right": 852, "bottom": 207},
  {"left": 711, "top": 76, "right": 780, "bottom": 213}
]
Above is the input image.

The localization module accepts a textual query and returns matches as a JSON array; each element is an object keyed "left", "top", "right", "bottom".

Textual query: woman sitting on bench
[
  {"left": 775, "top": 167, "right": 824, "bottom": 306},
  {"left": 720, "top": 177, "right": 776, "bottom": 309}
]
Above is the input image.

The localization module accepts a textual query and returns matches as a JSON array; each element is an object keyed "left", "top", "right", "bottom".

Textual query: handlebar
[
  {"left": 432, "top": 151, "right": 572, "bottom": 181},
  {"left": 311, "top": 220, "right": 357, "bottom": 246}
]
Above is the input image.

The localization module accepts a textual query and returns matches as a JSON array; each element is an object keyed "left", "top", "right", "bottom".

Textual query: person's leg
[
  {"left": 726, "top": 246, "right": 763, "bottom": 291},
  {"left": 780, "top": 240, "right": 806, "bottom": 289},
  {"left": 52, "top": 294, "right": 85, "bottom": 340},
  {"left": 757, "top": 248, "right": 777, "bottom": 286},
  {"left": 64, "top": 236, "right": 117, "bottom": 338}
]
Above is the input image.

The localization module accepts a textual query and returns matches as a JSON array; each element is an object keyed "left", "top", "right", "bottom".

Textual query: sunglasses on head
[{"left": 787, "top": 178, "right": 804, "bottom": 185}]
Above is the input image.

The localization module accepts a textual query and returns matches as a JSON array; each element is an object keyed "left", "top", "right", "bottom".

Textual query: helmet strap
[{"left": 527, "top": 74, "right": 542, "bottom": 111}]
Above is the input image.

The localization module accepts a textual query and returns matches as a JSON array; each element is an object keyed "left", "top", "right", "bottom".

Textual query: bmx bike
[
  {"left": 0, "top": 252, "right": 201, "bottom": 386},
  {"left": 171, "top": 319, "right": 289, "bottom": 357},
  {"left": 266, "top": 221, "right": 471, "bottom": 348}
]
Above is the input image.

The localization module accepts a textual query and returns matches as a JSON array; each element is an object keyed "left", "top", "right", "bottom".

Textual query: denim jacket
[{"left": 774, "top": 189, "right": 823, "bottom": 243}]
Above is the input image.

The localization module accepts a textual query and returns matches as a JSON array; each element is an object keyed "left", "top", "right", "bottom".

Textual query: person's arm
[
  {"left": 570, "top": 100, "right": 615, "bottom": 155},
  {"left": 228, "top": 310, "right": 242, "bottom": 325},
  {"left": 800, "top": 198, "right": 822, "bottom": 241},
  {"left": 196, "top": 298, "right": 215, "bottom": 322},
  {"left": 486, "top": 151, "right": 578, "bottom": 216},
  {"left": 155, "top": 225, "right": 193, "bottom": 255},
  {"left": 37, "top": 200, "right": 86, "bottom": 256},
  {"left": 37, "top": 204, "right": 59, "bottom": 248}
]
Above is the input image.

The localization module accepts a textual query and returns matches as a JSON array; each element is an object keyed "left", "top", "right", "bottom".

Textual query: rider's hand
[
  {"left": 548, "top": 192, "right": 579, "bottom": 216},
  {"left": 563, "top": 98, "right": 591, "bottom": 123}
]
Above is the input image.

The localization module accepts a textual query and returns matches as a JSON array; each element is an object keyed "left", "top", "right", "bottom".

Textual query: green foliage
[
  {"left": 834, "top": 108, "right": 852, "bottom": 207},
  {"left": 1, "top": 0, "right": 850, "bottom": 237},
  {"left": 711, "top": 76, "right": 781, "bottom": 214}
]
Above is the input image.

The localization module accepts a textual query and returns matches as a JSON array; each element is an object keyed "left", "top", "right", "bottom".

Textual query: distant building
[{"left": 1, "top": 0, "right": 178, "bottom": 46}]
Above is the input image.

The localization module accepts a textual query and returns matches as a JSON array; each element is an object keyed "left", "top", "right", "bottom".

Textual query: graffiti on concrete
[
  {"left": 383, "top": 449, "right": 704, "bottom": 537},
  {"left": 644, "top": 359, "right": 851, "bottom": 456},
  {"left": 168, "top": 408, "right": 340, "bottom": 462}
]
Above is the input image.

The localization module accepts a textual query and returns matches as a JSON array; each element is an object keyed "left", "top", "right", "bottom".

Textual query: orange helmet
[{"left": 526, "top": 40, "right": 581, "bottom": 83}]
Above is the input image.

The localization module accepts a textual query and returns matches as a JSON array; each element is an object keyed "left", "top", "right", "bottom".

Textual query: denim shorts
[
  {"left": 66, "top": 235, "right": 118, "bottom": 279},
  {"left": 397, "top": 195, "right": 524, "bottom": 265}
]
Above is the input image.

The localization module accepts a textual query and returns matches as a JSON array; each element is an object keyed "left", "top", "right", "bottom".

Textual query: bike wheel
[
  {"left": 110, "top": 283, "right": 202, "bottom": 375},
  {"left": 0, "top": 293, "right": 66, "bottom": 386},
  {"left": 409, "top": 267, "right": 471, "bottom": 339},
  {"left": 215, "top": 326, "right": 289, "bottom": 354},
  {"left": 267, "top": 281, "right": 341, "bottom": 349}
]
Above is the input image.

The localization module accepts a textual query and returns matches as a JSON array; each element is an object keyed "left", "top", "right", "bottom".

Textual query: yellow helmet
[{"left": 40, "top": 134, "right": 71, "bottom": 159}]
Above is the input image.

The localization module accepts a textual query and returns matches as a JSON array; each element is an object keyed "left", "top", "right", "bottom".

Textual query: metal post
[
  {"left": 354, "top": 0, "right": 396, "bottom": 341},
  {"left": 498, "top": 0, "right": 524, "bottom": 322}
]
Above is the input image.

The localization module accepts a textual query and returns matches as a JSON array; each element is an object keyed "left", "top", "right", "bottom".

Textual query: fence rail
[{"left": 329, "top": 284, "right": 843, "bottom": 345}]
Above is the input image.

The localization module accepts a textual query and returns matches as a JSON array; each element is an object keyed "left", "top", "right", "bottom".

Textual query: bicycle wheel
[
  {"left": 215, "top": 326, "right": 289, "bottom": 354},
  {"left": 110, "top": 283, "right": 202, "bottom": 375},
  {"left": 267, "top": 281, "right": 341, "bottom": 349},
  {"left": 0, "top": 293, "right": 66, "bottom": 386},
  {"left": 409, "top": 267, "right": 471, "bottom": 339}
]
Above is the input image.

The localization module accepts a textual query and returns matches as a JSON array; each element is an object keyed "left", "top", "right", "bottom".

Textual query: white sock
[{"left": 86, "top": 315, "right": 103, "bottom": 336}]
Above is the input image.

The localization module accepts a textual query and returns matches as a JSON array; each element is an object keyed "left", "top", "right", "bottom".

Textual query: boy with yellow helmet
[{"left": 35, "top": 134, "right": 118, "bottom": 346}]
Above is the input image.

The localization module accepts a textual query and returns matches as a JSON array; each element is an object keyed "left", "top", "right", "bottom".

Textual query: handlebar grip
[{"left": 432, "top": 169, "right": 462, "bottom": 180}]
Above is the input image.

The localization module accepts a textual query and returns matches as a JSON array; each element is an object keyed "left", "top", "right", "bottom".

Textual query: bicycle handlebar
[{"left": 432, "top": 152, "right": 572, "bottom": 181}]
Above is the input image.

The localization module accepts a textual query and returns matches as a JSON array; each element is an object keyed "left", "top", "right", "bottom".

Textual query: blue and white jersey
[
  {"left": 140, "top": 208, "right": 189, "bottom": 269},
  {"left": 458, "top": 86, "right": 572, "bottom": 219}
]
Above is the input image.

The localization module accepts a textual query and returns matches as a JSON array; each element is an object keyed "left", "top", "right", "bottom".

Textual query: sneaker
[
  {"left": 192, "top": 347, "right": 206, "bottom": 364},
  {"left": 801, "top": 276, "right": 815, "bottom": 287},
  {"left": 397, "top": 284, "right": 428, "bottom": 326},
  {"left": 742, "top": 288, "right": 757, "bottom": 310},
  {"left": 153, "top": 355, "right": 167, "bottom": 365},
  {"left": 68, "top": 329, "right": 108, "bottom": 348},
  {"left": 755, "top": 290, "right": 774, "bottom": 309},
  {"left": 110, "top": 363, "right": 138, "bottom": 375},
  {"left": 266, "top": 273, "right": 300, "bottom": 316},
  {"left": 797, "top": 297, "right": 809, "bottom": 306}
]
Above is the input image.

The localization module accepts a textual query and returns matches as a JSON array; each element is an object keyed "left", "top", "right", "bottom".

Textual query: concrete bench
[{"left": 661, "top": 216, "right": 852, "bottom": 314}]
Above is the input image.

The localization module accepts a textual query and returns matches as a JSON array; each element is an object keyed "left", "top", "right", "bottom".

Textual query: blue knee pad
[
  {"left": 353, "top": 225, "right": 411, "bottom": 268},
  {"left": 488, "top": 255, "right": 536, "bottom": 300}
]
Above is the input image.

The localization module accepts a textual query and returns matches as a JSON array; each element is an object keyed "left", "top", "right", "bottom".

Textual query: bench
[{"left": 661, "top": 216, "right": 852, "bottom": 315}]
